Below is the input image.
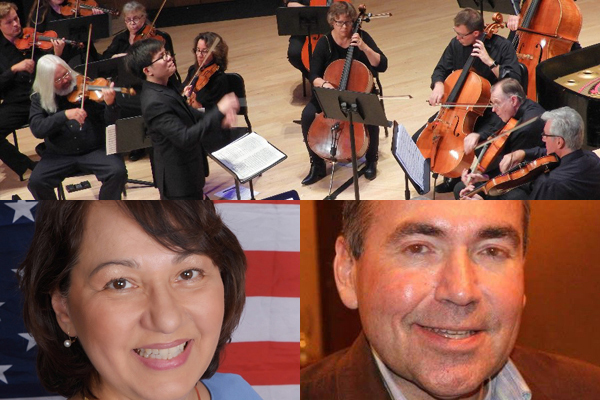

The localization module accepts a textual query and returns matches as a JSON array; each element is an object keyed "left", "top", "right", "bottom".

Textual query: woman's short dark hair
[
  {"left": 327, "top": 1, "right": 357, "bottom": 26},
  {"left": 192, "top": 32, "right": 228, "bottom": 71},
  {"left": 18, "top": 201, "right": 247, "bottom": 399},
  {"left": 125, "top": 38, "right": 164, "bottom": 80}
]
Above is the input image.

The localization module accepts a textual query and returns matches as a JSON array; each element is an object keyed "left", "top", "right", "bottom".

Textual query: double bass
[
  {"left": 416, "top": 17, "right": 506, "bottom": 178},
  {"left": 307, "top": 5, "right": 371, "bottom": 163},
  {"left": 511, "top": 0, "right": 582, "bottom": 100}
]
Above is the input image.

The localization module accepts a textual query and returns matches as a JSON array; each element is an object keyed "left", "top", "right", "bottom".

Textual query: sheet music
[
  {"left": 106, "top": 124, "right": 117, "bottom": 155},
  {"left": 211, "top": 132, "right": 286, "bottom": 181},
  {"left": 392, "top": 123, "right": 430, "bottom": 194}
]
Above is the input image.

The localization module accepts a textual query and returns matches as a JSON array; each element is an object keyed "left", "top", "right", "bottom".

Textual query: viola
[
  {"left": 307, "top": 4, "right": 370, "bottom": 163},
  {"left": 472, "top": 117, "right": 518, "bottom": 174},
  {"left": 60, "top": 0, "right": 120, "bottom": 17},
  {"left": 14, "top": 27, "right": 83, "bottom": 51},
  {"left": 67, "top": 75, "right": 136, "bottom": 103},
  {"left": 300, "top": 0, "right": 351, "bottom": 72},
  {"left": 134, "top": 0, "right": 168, "bottom": 43},
  {"left": 463, "top": 153, "right": 560, "bottom": 198},
  {"left": 416, "top": 14, "right": 505, "bottom": 178},
  {"left": 512, "top": 0, "right": 582, "bottom": 100}
]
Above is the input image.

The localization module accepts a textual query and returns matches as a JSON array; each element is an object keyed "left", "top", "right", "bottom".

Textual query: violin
[
  {"left": 191, "top": 64, "right": 219, "bottom": 92},
  {"left": 463, "top": 153, "right": 560, "bottom": 198},
  {"left": 472, "top": 117, "right": 518, "bottom": 174},
  {"left": 67, "top": 75, "right": 136, "bottom": 103},
  {"left": 307, "top": 5, "right": 371, "bottom": 163},
  {"left": 60, "top": 0, "right": 120, "bottom": 17},
  {"left": 416, "top": 13, "right": 505, "bottom": 178},
  {"left": 511, "top": 0, "right": 582, "bottom": 100},
  {"left": 14, "top": 27, "right": 84, "bottom": 51},
  {"left": 133, "top": 0, "right": 167, "bottom": 43}
]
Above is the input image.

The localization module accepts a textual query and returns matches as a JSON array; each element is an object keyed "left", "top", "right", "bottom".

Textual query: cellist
[
  {"left": 451, "top": 78, "right": 545, "bottom": 198},
  {"left": 416, "top": 8, "right": 521, "bottom": 193},
  {"left": 300, "top": 1, "right": 387, "bottom": 185}
]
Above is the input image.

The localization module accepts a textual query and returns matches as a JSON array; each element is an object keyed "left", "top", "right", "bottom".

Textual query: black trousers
[
  {"left": 27, "top": 149, "right": 127, "bottom": 199},
  {"left": 301, "top": 100, "right": 379, "bottom": 167},
  {"left": 288, "top": 35, "right": 309, "bottom": 79},
  {"left": 0, "top": 101, "right": 34, "bottom": 176}
]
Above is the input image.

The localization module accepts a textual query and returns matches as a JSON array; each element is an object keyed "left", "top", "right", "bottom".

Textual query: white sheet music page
[
  {"left": 211, "top": 132, "right": 286, "bottom": 181},
  {"left": 392, "top": 123, "right": 429, "bottom": 194},
  {"left": 106, "top": 124, "right": 117, "bottom": 155}
]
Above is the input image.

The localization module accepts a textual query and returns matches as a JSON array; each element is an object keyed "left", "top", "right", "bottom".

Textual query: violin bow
[
  {"left": 149, "top": 0, "right": 168, "bottom": 32},
  {"left": 182, "top": 36, "right": 221, "bottom": 97},
  {"left": 78, "top": 24, "right": 92, "bottom": 130},
  {"left": 473, "top": 116, "right": 539, "bottom": 151},
  {"left": 31, "top": 0, "right": 41, "bottom": 60}
]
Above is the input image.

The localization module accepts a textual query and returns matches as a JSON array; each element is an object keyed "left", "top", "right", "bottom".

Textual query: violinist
[
  {"left": 181, "top": 32, "right": 229, "bottom": 110},
  {"left": 452, "top": 78, "right": 545, "bottom": 198},
  {"left": 284, "top": 0, "right": 311, "bottom": 80},
  {"left": 418, "top": 8, "right": 521, "bottom": 193},
  {"left": 460, "top": 107, "right": 600, "bottom": 200},
  {"left": 27, "top": 54, "right": 127, "bottom": 199},
  {"left": 300, "top": 1, "right": 387, "bottom": 185},
  {"left": 0, "top": 1, "right": 62, "bottom": 180},
  {"left": 125, "top": 39, "right": 239, "bottom": 200}
]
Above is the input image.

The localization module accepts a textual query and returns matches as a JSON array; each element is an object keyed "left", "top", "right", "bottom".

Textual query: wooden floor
[{"left": 2, "top": 0, "right": 599, "bottom": 200}]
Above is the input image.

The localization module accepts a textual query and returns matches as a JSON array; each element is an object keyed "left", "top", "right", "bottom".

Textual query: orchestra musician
[
  {"left": 417, "top": 7, "right": 522, "bottom": 193},
  {"left": 0, "top": 1, "right": 64, "bottom": 180},
  {"left": 27, "top": 54, "right": 127, "bottom": 199},
  {"left": 452, "top": 78, "right": 545, "bottom": 198},
  {"left": 125, "top": 38, "right": 239, "bottom": 200},
  {"left": 181, "top": 31, "right": 229, "bottom": 110},
  {"left": 460, "top": 106, "right": 600, "bottom": 200},
  {"left": 300, "top": 1, "right": 387, "bottom": 185},
  {"left": 284, "top": 0, "right": 311, "bottom": 80}
]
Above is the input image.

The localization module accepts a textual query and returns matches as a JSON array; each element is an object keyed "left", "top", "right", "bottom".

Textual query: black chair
[
  {"left": 225, "top": 72, "right": 252, "bottom": 132},
  {"left": 10, "top": 124, "right": 30, "bottom": 181},
  {"left": 518, "top": 62, "right": 529, "bottom": 95},
  {"left": 374, "top": 75, "right": 389, "bottom": 138}
]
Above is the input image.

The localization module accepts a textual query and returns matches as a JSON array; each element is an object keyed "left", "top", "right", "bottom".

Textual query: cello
[
  {"left": 307, "top": 4, "right": 371, "bottom": 164},
  {"left": 512, "top": 0, "right": 582, "bottom": 100},
  {"left": 416, "top": 16, "right": 506, "bottom": 179}
]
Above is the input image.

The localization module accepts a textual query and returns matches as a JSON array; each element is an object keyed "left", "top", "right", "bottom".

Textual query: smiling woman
[{"left": 17, "top": 201, "right": 263, "bottom": 400}]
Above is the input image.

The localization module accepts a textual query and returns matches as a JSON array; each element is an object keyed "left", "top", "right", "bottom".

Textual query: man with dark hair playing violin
[
  {"left": 460, "top": 106, "right": 600, "bottom": 200},
  {"left": 125, "top": 38, "right": 239, "bottom": 200},
  {"left": 419, "top": 7, "right": 522, "bottom": 193},
  {"left": 452, "top": 78, "right": 545, "bottom": 198},
  {"left": 0, "top": 1, "right": 64, "bottom": 180},
  {"left": 27, "top": 54, "right": 127, "bottom": 199}
]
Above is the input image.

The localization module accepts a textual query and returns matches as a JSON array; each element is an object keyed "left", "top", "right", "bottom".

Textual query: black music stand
[
  {"left": 111, "top": 116, "right": 155, "bottom": 189},
  {"left": 313, "top": 87, "right": 390, "bottom": 200},
  {"left": 457, "top": 0, "right": 517, "bottom": 15},
  {"left": 276, "top": 6, "right": 329, "bottom": 74},
  {"left": 48, "top": 14, "right": 110, "bottom": 42},
  {"left": 74, "top": 57, "right": 142, "bottom": 87}
]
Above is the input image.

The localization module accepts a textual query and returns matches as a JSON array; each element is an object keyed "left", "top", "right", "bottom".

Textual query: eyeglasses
[
  {"left": 54, "top": 70, "right": 70, "bottom": 84},
  {"left": 124, "top": 16, "right": 143, "bottom": 24},
  {"left": 195, "top": 49, "right": 210, "bottom": 55},
  {"left": 148, "top": 51, "right": 172, "bottom": 66},
  {"left": 454, "top": 30, "right": 474, "bottom": 39},
  {"left": 541, "top": 133, "right": 561, "bottom": 139},
  {"left": 333, "top": 20, "right": 353, "bottom": 27}
]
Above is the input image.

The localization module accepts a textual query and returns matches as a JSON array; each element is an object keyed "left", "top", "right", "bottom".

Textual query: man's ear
[
  {"left": 143, "top": 66, "right": 152, "bottom": 77},
  {"left": 51, "top": 290, "right": 77, "bottom": 336},
  {"left": 333, "top": 236, "right": 358, "bottom": 310}
]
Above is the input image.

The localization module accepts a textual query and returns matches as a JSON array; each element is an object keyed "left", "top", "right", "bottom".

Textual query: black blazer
[{"left": 140, "top": 80, "right": 224, "bottom": 199}]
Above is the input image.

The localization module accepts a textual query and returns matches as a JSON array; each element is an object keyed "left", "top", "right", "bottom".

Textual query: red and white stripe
[{"left": 215, "top": 202, "right": 300, "bottom": 400}]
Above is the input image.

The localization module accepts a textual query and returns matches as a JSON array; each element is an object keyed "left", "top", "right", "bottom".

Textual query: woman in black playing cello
[{"left": 300, "top": 1, "right": 387, "bottom": 185}]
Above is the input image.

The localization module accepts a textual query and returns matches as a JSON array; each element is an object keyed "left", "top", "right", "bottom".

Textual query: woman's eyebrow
[{"left": 89, "top": 259, "right": 139, "bottom": 278}]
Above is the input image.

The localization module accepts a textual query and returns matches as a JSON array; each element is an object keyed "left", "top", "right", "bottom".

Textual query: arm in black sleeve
[
  {"left": 431, "top": 41, "right": 456, "bottom": 89},
  {"left": 494, "top": 37, "right": 521, "bottom": 82},
  {"left": 523, "top": 146, "right": 547, "bottom": 161},
  {"left": 360, "top": 31, "right": 387, "bottom": 73},
  {"left": 309, "top": 35, "right": 331, "bottom": 83},
  {"left": 28, "top": 93, "right": 69, "bottom": 139}
]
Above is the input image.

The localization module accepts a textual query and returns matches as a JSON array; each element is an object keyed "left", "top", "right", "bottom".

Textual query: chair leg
[
  {"left": 57, "top": 182, "right": 66, "bottom": 200},
  {"left": 380, "top": 99, "right": 389, "bottom": 138},
  {"left": 302, "top": 74, "right": 307, "bottom": 97},
  {"left": 11, "top": 130, "right": 19, "bottom": 152}
]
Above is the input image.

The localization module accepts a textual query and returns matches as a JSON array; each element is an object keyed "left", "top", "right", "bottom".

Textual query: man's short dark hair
[
  {"left": 124, "top": 38, "right": 164, "bottom": 80},
  {"left": 341, "top": 201, "right": 530, "bottom": 259},
  {"left": 454, "top": 7, "right": 485, "bottom": 33}
]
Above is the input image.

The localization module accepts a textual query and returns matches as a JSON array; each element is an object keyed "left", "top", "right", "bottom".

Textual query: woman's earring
[{"left": 64, "top": 331, "right": 77, "bottom": 348}]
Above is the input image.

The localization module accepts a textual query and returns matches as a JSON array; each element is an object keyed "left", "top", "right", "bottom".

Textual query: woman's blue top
[{"left": 202, "top": 372, "right": 263, "bottom": 399}]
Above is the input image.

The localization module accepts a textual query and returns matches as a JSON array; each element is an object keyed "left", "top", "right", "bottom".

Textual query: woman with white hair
[{"left": 27, "top": 54, "right": 127, "bottom": 199}]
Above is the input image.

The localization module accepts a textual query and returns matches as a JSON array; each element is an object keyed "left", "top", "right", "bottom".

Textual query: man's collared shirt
[{"left": 372, "top": 348, "right": 532, "bottom": 400}]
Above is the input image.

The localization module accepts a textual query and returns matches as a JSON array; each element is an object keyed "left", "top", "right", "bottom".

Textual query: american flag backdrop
[{"left": 0, "top": 201, "right": 300, "bottom": 400}]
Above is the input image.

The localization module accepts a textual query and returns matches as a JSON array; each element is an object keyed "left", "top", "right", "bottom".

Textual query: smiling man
[{"left": 301, "top": 201, "right": 600, "bottom": 400}]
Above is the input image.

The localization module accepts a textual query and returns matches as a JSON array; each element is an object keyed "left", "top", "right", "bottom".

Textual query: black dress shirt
[
  {"left": 181, "top": 65, "right": 229, "bottom": 109},
  {"left": 0, "top": 34, "right": 36, "bottom": 104},
  {"left": 29, "top": 92, "right": 120, "bottom": 155}
]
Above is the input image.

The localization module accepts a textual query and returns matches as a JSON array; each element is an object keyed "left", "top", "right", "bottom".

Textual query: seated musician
[
  {"left": 300, "top": 1, "right": 387, "bottom": 185},
  {"left": 417, "top": 7, "right": 521, "bottom": 193},
  {"left": 284, "top": 0, "right": 310, "bottom": 80},
  {"left": 27, "top": 0, "right": 101, "bottom": 63},
  {"left": 27, "top": 54, "right": 127, "bottom": 199},
  {"left": 124, "top": 38, "right": 239, "bottom": 200},
  {"left": 452, "top": 78, "right": 545, "bottom": 198},
  {"left": 460, "top": 106, "right": 600, "bottom": 200},
  {"left": 181, "top": 31, "right": 229, "bottom": 110},
  {"left": 0, "top": 1, "right": 65, "bottom": 180}
]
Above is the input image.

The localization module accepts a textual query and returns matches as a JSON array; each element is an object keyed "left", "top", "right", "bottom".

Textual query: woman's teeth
[{"left": 135, "top": 342, "right": 186, "bottom": 359}]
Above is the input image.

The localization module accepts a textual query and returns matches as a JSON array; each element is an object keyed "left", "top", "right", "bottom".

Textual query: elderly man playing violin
[
  {"left": 460, "top": 106, "right": 600, "bottom": 200},
  {"left": 27, "top": 54, "right": 127, "bottom": 199},
  {"left": 0, "top": 1, "right": 66, "bottom": 180}
]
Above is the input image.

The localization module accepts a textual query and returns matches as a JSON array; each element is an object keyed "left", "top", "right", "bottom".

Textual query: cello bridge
[{"left": 517, "top": 53, "right": 534, "bottom": 60}]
